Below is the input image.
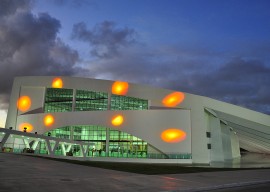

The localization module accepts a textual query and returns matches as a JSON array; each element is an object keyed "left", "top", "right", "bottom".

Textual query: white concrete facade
[{"left": 5, "top": 76, "right": 270, "bottom": 164}]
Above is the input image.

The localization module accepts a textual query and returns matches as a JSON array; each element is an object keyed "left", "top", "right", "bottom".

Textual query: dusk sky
[{"left": 0, "top": 0, "right": 270, "bottom": 127}]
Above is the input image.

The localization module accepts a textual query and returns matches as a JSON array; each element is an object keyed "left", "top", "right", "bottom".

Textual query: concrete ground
[{"left": 0, "top": 153, "right": 270, "bottom": 192}]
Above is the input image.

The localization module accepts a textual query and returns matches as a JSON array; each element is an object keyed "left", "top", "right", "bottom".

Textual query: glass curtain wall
[
  {"left": 42, "top": 88, "right": 151, "bottom": 158},
  {"left": 111, "top": 95, "right": 148, "bottom": 110},
  {"left": 73, "top": 125, "right": 107, "bottom": 157},
  {"left": 44, "top": 88, "right": 73, "bottom": 112},
  {"left": 75, "top": 90, "right": 108, "bottom": 111},
  {"left": 44, "top": 88, "right": 148, "bottom": 112},
  {"left": 42, "top": 125, "right": 147, "bottom": 158},
  {"left": 109, "top": 129, "right": 147, "bottom": 158}
]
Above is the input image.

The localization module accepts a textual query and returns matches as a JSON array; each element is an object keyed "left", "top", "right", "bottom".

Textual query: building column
[
  {"left": 61, "top": 143, "right": 66, "bottom": 156},
  {"left": 31, "top": 140, "right": 39, "bottom": 150},
  {"left": 70, "top": 126, "right": 74, "bottom": 140},
  {"left": 0, "top": 133, "right": 10, "bottom": 150},
  {"left": 23, "top": 139, "right": 30, "bottom": 148},
  {"left": 66, "top": 144, "right": 72, "bottom": 152},
  {"left": 72, "top": 89, "right": 76, "bottom": 111},
  {"left": 106, "top": 93, "right": 111, "bottom": 156}
]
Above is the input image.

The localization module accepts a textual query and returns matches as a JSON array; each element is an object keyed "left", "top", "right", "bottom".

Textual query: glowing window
[
  {"left": 75, "top": 90, "right": 108, "bottom": 111},
  {"left": 162, "top": 92, "right": 185, "bottom": 107},
  {"left": 112, "top": 81, "right": 129, "bottom": 95},
  {"left": 52, "top": 77, "right": 63, "bottom": 88},
  {"left": 161, "top": 129, "right": 186, "bottom": 143},
  {"left": 19, "top": 123, "right": 34, "bottom": 132},
  {"left": 17, "top": 96, "right": 31, "bottom": 112},
  {"left": 44, "top": 88, "right": 73, "bottom": 112},
  {"left": 111, "top": 95, "right": 148, "bottom": 110},
  {"left": 44, "top": 114, "right": 54, "bottom": 126},
  {"left": 111, "top": 115, "right": 124, "bottom": 126}
]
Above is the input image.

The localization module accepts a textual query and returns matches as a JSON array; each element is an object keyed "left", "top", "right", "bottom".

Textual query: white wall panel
[{"left": 16, "top": 109, "right": 191, "bottom": 155}]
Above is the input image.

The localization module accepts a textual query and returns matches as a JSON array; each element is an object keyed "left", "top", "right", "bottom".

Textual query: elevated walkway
[
  {"left": 0, "top": 128, "right": 91, "bottom": 158},
  {"left": 0, "top": 128, "right": 192, "bottom": 164}
]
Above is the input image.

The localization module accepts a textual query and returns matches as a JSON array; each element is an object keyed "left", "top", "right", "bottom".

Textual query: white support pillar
[
  {"left": 72, "top": 89, "right": 76, "bottom": 111},
  {"left": 209, "top": 115, "right": 224, "bottom": 162},
  {"left": 23, "top": 139, "right": 30, "bottom": 148},
  {"left": 45, "top": 139, "right": 53, "bottom": 155},
  {"left": 45, "top": 140, "right": 59, "bottom": 156},
  {"left": 31, "top": 140, "right": 39, "bottom": 150},
  {"left": 61, "top": 143, "right": 66, "bottom": 156},
  {"left": 106, "top": 128, "right": 109, "bottom": 156},
  {"left": 79, "top": 144, "right": 85, "bottom": 157},
  {"left": 80, "top": 144, "right": 84, "bottom": 157},
  {"left": 0, "top": 133, "right": 10, "bottom": 149},
  {"left": 81, "top": 144, "right": 89, "bottom": 157},
  {"left": 52, "top": 141, "right": 59, "bottom": 154},
  {"left": 70, "top": 126, "right": 74, "bottom": 140},
  {"left": 230, "top": 130, "right": 241, "bottom": 158},
  {"left": 66, "top": 144, "right": 72, "bottom": 152},
  {"left": 106, "top": 93, "right": 111, "bottom": 156},
  {"left": 221, "top": 122, "right": 233, "bottom": 160}
]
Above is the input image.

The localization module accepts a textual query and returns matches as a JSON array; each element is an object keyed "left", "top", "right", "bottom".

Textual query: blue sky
[
  {"left": 0, "top": 0, "right": 270, "bottom": 127},
  {"left": 34, "top": 0, "right": 270, "bottom": 46}
]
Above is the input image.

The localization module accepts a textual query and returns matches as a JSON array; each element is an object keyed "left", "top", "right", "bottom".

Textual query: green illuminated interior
[
  {"left": 44, "top": 88, "right": 73, "bottom": 112},
  {"left": 42, "top": 125, "right": 148, "bottom": 158},
  {"left": 41, "top": 88, "right": 192, "bottom": 159},
  {"left": 37, "top": 125, "right": 191, "bottom": 159},
  {"left": 111, "top": 95, "right": 148, "bottom": 110},
  {"left": 75, "top": 90, "right": 108, "bottom": 111},
  {"left": 44, "top": 88, "right": 148, "bottom": 112}
]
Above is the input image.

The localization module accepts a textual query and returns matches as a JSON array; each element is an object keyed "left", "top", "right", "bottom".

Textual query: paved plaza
[{"left": 0, "top": 153, "right": 270, "bottom": 192}]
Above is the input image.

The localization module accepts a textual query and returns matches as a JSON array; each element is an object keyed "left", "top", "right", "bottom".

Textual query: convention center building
[{"left": 4, "top": 76, "right": 270, "bottom": 164}]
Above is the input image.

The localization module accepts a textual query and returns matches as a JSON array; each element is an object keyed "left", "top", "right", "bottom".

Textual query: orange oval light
[
  {"left": 162, "top": 92, "right": 185, "bottom": 107},
  {"left": 52, "top": 77, "right": 63, "bottom": 88},
  {"left": 19, "top": 122, "right": 34, "bottom": 132},
  {"left": 111, "top": 115, "right": 124, "bottom": 126},
  {"left": 112, "top": 81, "right": 129, "bottom": 95},
  {"left": 161, "top": 129, "right": 186, "bottom": 143},
  {"left": 17, "top": 96, "right": 31, "bottom": 112},
  {"left": 44, "top": 114, "right": 54, "bottom": 126}
]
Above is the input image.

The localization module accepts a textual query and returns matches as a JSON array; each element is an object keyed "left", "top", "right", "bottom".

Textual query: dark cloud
[
  {"left": 50, "top": 0, "right": 93, "bottom": 8},
  {"left": 72, "top": 21, "right": 136, "bottom": 58},
  {"left": 76, "top": 28, "right": 270, "bottom": 114},
  {"left": 0, "top": 0, "right": 32, "bottom": 16},
  {"left": 171, "top": 58, "right": 270, "bottom": 114},
  {"left": 0, "top": 0, "right": 82, "bottom": 110},
  {"left": 1, "top": 0, "right": 269, "bottom": 117},
  {"left": 0, "top": 95, "right": 9, "bottom": 113}
]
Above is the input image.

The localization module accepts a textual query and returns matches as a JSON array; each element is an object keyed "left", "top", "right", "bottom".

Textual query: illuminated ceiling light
[
  {"left": 17, "top": 96, "right": 31, "bottom": 112},
  {"left": 161, "top": 129, "right": 186, "bottom": 143},
  {"left": 44, "top": 114, "right": 54, "bottom": 126},
  {"left": 162, "top": 92, "right": 185, "bottom": 107},
  {"left": 52, "top": 77, "right": 63, "bottom": 88},
  {"left": 111, "top": 115, "right": 124, "bottom": 126},
  {"left": 112, "top": 81, "right": 129, "bottom": 95},
  {"left": 19, "top": 123, "right": 34, "bottom": 132}
]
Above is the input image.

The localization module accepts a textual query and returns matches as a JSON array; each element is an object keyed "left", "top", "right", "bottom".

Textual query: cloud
[
  {"left": 0, "top": 0, "right": 32, "bottom": 17},
  {"left": 1, "top": 1, "right": 269, "bottom": 117},
  {"left": 0, "top": 95, "right": 9, "bottom": 113},
  {"left": 0, "top": 0, "right": 82, "bottom": 110},
  {"left": 172, "top": 58, "right": 270, "bottom": 113},
  {"left": 50, "top": 0, "right": 92, "bottom": 8},
  {"left": 74, "top": 22, "right": 270, "bottom": 114},
  {"left": 72, "top": 21, "right": 136, "bottom": 58}
]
